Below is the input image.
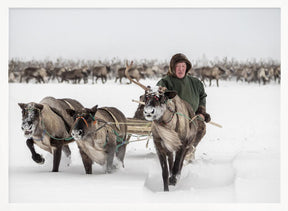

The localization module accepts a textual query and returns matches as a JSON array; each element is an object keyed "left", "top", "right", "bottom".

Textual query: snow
[{"left": 8, "top": 79, "right": 280, "bottom": 208}]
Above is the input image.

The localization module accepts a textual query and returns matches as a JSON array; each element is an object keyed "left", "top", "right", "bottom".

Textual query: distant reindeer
[
  {"left": 49, "top": 67, "right": 69, "bottom": 82},
  {"left": 115, "top": 66, "right": 143, "bottom": 84},
  {"left": 273, "top": 66, "right": 281, "bottom": 83},
  {"left": 91, "top": 65, "right": 110, "bottom": 84},
  {"left": 20, "top": 67, "right": 48, "bottom": 83},
  {"left": 60, "top": 67, "right": 89, "bottom": 84},
  {"left": 196, "top": 66, "right": 226, "bottom": 87},
  {"left": 257, "top": 67, "right": 269, "bottom": 85}
]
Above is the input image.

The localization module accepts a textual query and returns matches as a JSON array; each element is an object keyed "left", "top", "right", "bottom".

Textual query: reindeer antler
[{"left": 125, "top": 61, "right": 149, "bottom": 91}]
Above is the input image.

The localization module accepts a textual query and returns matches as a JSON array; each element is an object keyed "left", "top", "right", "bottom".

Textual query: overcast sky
[{"left": 9, "top": 8, "right": 280, "bottom": 63}]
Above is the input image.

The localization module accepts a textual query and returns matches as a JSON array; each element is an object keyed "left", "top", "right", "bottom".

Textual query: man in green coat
[
  {"left": 157, "top": 53, "right": 210, "bottom": 122},
  {"left": 157, "top": 53, "right": 211, "bottom": 159}
]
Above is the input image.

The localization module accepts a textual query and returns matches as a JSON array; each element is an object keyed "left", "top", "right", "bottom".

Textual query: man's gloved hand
[
  {"left": 196, "top": 106, "right": 211, "bottom": 123},
  {"left": 203, "top": 113, "right": 211, "bottom": 123}
]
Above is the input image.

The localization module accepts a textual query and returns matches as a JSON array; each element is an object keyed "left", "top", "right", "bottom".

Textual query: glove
[
  {"left": 196, "top": 106, "right": 211, "bottom": 123},
  {"left": 203, "top": 113, "right": 211, "bottom": 123}
]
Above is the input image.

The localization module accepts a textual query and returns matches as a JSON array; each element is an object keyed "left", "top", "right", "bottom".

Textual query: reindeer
[
  {"left": 257, "top": 67, "right": 269, "bottom": 85},
  {"left": 60, "top": 67, "right": 89, "bottom": 84},
  {"left": 115, "top": 66, "right": 143, "bottom": 84},
  {"left": 66, "top": 106, "right": 128, "bottom": 174},
  {"left": 18, "top": 97, "right": 84, "bottom": 172},
  {"left": 197, "top": 66, "right": 226, "bottom": 87},
  {"left": 49, "top": 67, "right": 69, "bottom": 82},
  {"left": 274, "top": 66, "right": 281, "bottom": 83},
  {"left": 20, "top": 67, "right": 48, "bottom": 83},
  {"left": 91, "top": 65, "right": 110, "bottom": 84},
  {"left": 125, "top": 62, "right": 206, "bottom": 191}
]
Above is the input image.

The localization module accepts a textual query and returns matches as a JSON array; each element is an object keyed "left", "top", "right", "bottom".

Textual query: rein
[
  {"left": 40, "top": 119, "right": 74, "bottom": 141},
  {"left": 158, "top": 105, "right": 175, "bottom": 125},
  {"left": 158, "top": 100, "right": 201, "bottom": 126}
]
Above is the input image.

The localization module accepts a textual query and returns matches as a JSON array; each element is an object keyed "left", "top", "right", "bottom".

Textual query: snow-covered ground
[{"left": 8, "top": 79, "right": 280, "bottom": 206}]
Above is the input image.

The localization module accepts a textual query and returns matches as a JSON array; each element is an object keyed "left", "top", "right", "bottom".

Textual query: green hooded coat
[{"left": 156, "top": 53, "right": 207, "bottom": 112}]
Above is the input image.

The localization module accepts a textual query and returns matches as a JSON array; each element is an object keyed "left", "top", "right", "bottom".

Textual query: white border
[{"left": 1, "top": 0, "right": 287, "bottom": 211}]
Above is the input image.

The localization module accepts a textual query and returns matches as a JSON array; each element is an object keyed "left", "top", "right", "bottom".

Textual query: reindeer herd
[{"left": 9, "top": 58, "right": 280, "bottom": 86}]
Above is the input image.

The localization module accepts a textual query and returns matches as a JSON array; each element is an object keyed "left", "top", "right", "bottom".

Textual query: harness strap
[
  {"left": 99, "top": 108, "right": 121, "bottom": 131},
  {"left": 62, "top": 99, "right": 75, "bottom": 110},
  {"left": 76, "top": 116, "right": 89, "bottom": 128},
  {"left": 41, "top": 119, "right": 74, "bottom": 141},
  {"left": 102, "top": 128, "right": 127, "bottom": 152}
]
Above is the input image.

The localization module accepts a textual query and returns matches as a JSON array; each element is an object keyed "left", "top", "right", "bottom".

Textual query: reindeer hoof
[
  {"left": 32, "top": 154, "right": 45, "bottom": 164},
  {"left": 105, "top": 169, "right": 112, "bottom": 174},
  {"left": 169, "top": 176, "right": 177, "bottom": 186}
]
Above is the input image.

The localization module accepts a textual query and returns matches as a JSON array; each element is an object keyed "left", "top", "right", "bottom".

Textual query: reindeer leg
[
  {"left": 106, "top": 145, "right": 116, "bottom": 173},
  {"left": 179, "top": 148, "right": 189, "bottom": 172},
  {"left": 170, "top": 147, "right": 186, "bottom": 186},
  {"left": 79, "top": 148, "right": 93, "bottom": 174},
  {"left": 116, "top": 142, "right": 127, "bottom": 168},
  {"left": 116, "top": 134, "right": 130, "bottom": 168},
  {"left": 62, "top": 145, "right": 72, "bottom": 166},
  {"left": 40, "top": 76, "right": 45, "bottom": 83},
  {"left": 167, "top": 151, "right": 174, "bottom": 172},
  {"left": 26, "top": 138, "right": 45, "bottom": 164},
  {"left": 50, "top": 139, "right": 63, "bottom": 172},
  {"left": 158, "top": 152, "right": 169, "bottom": 191},
  {"left": 62, "top": 145, "right": 71, "bottom": 157},
  {"left": 154, "top": 140, "right": 169, "bottom": 191},
  {"left": 192, "top": 120, "right": 206, "bottom": 148}
]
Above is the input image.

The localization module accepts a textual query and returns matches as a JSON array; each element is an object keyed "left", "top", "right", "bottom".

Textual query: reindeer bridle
[
  {"left": 74, "top": 113, "right": 97, "bottom": 128},
  {"left": 144, "top": 92, "right": 168, "bottom": 106}
]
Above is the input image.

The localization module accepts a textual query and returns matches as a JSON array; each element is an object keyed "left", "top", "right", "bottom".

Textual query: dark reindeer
[
  {"left": 18, "top": 96, "right": 84, "bottom": 172},
  {"left": 91, "top": 65, "right": 110, "bottom": 84},
  {"left": 66, "top": 106, "right": 128, "bottom": 174},
  {"left": 60, "top": 67, "right": 89, "bottom": 84},
  {"left": 20, "top": 67, "right": 48, "bottom": 83},
  {"left": 196, "top": 66, "right": 226, "bottom": 87},
  {"left": 49, "top": 67, "right": 69, "bottom": 82},
  {"left": 125, "top": 62, "right": 206, "bottom": 191}
]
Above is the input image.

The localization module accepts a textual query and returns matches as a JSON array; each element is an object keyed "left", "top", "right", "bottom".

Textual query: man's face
[{"left": 175, "top": 62, "right": 186, "bottom": 79}]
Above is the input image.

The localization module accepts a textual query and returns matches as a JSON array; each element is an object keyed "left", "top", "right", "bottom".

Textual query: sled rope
[{"left": 41, "top": 120, "right": 74, "bottom": 141}]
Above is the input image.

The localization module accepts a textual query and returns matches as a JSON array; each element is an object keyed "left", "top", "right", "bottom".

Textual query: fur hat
[{"left": 168, "top": 53, "right": 192, "bottom": 76}]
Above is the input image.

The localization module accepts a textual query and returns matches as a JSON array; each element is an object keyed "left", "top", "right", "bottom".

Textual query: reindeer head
[
  {"left": 143, "top": 86, "right": 177, "bottom": 121},
  {"left": 18, "top": 102, "right": 43, "bottom": 138},
  {"left": 125, "top": 61, "right": 177, "bottom": 121},
  {"left": 66, "top": 106, "right": 98, "bottom": 140}
]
